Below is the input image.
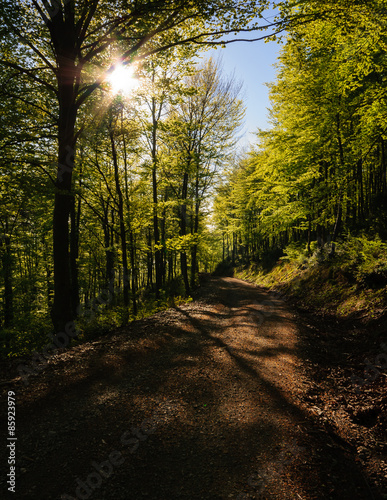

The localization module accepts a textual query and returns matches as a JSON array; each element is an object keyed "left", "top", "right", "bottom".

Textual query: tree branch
[{"left": 0, "top": 60, "right": 57, "bottom": 95}]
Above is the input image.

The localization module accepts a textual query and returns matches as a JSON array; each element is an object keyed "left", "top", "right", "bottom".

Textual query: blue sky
[
  {"left": 207, "top": 5, "right": 284, "bottom": 149},
  {"left": 210, "top": 38, "right": 282, "bottom": 148}
]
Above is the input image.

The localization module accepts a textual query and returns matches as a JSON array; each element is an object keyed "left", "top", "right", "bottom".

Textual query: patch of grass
[
  {"left": 76, "top": 290, "right": 192, "bottom": 342},
  {"left": 1, "top": 314, "right": 53, "bottom": 358},
  {"left": 235, "top": 235, "right": 387, "bottom": 322},
  {"left": 136, "top": 293, "right": 192, "bottom": 320},
  {"left": 1, "top": 278, "right": 194, "bottom": 358}
]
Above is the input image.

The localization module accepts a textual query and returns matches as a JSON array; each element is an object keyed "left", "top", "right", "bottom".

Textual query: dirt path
[{"left": 0, "top": 277, "right": 380, "bottom": 499}]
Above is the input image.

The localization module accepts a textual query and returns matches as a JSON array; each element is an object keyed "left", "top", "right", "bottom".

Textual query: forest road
[{"left": 1, "top": 277, "right": 378, "bottom": 499}]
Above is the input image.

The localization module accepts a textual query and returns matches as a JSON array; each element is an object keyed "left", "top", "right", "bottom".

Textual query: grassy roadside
[
  {"left": 1, "top": 279, "right": 192, "bottom": 358},
  {"left": 234, "top": 236, "right": 387, "bottom": 323}
]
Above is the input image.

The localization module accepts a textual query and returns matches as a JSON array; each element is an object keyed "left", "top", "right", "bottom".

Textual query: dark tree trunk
[
  {"left": 153, "top": 165, "right": 162, "bottom": 299},
  {"left": 180, "top": 171, "right": 190, "bottom": 295},
  {"left": 50, "top": 19, "right": 79, "bottom": 333},
  {"left": 161, "top": 203, "right": 167, "bottom": 286},
  {"left": 232, "top": 233, "right": 236, "bottom": 266},
  {"left": 307, "top": 216, "right": 312, "bottom": 255},
  {"left": 330, "top": 202, "right": 342, "bottom": 256},
  {"left": 109, "top": 123, "right": 129, "bottom": 309},
  {"left": 70, "top": 196, "right": 80, "bottom": 317},
  {"left": 129, "top": 229, "right": 137, "bottom": 316},
  {"left": 357, "top": 158, "right": 365, "bottom": 221},
  {"left": 2, "top": 229, "right": 13, "bottom": 328},
  {"left": 103, "top": 204, "right": 115, "bottom": 303},
  {"left": 381, "top": 138, "right": 387, "bottom": 195},
  {"left": 148, "top": 92, "right": 163, "bottom": 300},
  {"left": 168, "top": 253, "right": 174, "bottom": 281},
  {"left": 190, "top": 172, "right": 200, "bottom": 288},
  {"left": 51, "top": 108, "right": 77, "bottom": 333},
  {"left": 147, "top": 229, "right": 153, "bottom": 288}
]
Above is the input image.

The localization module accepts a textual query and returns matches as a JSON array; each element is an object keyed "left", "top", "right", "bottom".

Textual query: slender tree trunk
[
  {"left": 103, "top": 204, "right": 115, "bottom": 303},
  {"left": 161, "top": 203, "right": 167, "bottom": 286},
  {"left": 70, "top": 196, "right": 80, "bottom": 317},
  {"left": 357, "top": 158, "right": 365, "bottom": 221},
  {"left": 190, "top": 179, "right": 200, "bottom": 288},
  {"left": 2, "top": 224, "right": 13, "bottom": 328},
  {"left": 129, "top": 228, "right": 137, "bottom": 316},
  {"left": 168, "top": 253, "right": 173, "bottom": 281},
  {"left": 307, "top": 216, "right": 312, "bottom": 255},
  {"left": 109, "top": 122, "right": 129, "bottom": 309},
  {"left": 232, "top": 233, "right": 236, "bottom": 265},
  {"left": 381, "top": 138, "right": 387, "bottom": 195},
  {"left": 330, "top": 202, "right": 342, "bottom": 256},
  {"left": 121, "top": 115, "right": 137, "bottom": 315},
  {"left": 147, "top": 229, "right": 153, "bottom": 287},
  {"left": 152, "top": 167, "right": 163, "bottom": 298},
  {"left": 180, "top": 171, "right": 190, "bottom": 295}
]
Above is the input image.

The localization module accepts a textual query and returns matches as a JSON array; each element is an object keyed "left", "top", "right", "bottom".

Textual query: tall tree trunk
[
  {"left": 168, "top": 253, "right": 173, "bottom": 281},
  {"left": 357, "top": 158, "right": 365, "bottom": 221},
  {"left": 152, "top": 165, "right": 162, "bottom": 298},
  {"left": 129, "top": 229, "right": 137, "bottom": 316},
  {"left": 109, "top": 122, "right": 129, "bottom": 309},
  {"left": 103, "top": 203, "right": 115, "bottom": 303},
  {"left": 2, "top": 223, "right": 13, "bottom": 328},
  {"left": 161, "top": 202, "right": 167, "bottom": 287},
  {"left": 48, "top": 7, "right": 80, "bottom": 334},
  {"left": 381, "top": 138, "right": 387, "bottom": 195},
  {"left": 190, "top": 173, "right": 200, "bottom": 288},
  {"left": 51, "top": 101, "right": 77, "bottom": 334},
  {"left": 307, "top": 216, "right": 312, "bottom": 255},
  {"left": 70, "top": 195, "right": 80, "bottom": 317},
  {"left": 147, "top": 229, "right": 153, "bottom": 287},
  {"left": 121, "top": 114, "right": 136, "bottom": 315},
  {"left": 150, "top": 112, "right": 163, "bottom": 299},
  {"left": 232, "top": 233, "right": 236, "bottom": 265},
  {"left": 180, "top": 171, "right": 190, "bottom": 295}
]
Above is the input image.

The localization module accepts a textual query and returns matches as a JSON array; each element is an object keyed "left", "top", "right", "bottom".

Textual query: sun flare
[{"left": 108, "top": 64, "right": 139, "bottom": 94}]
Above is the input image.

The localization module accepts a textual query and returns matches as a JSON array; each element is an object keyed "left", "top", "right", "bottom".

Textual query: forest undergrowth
[{"left": 235, "top": 234, "right": 387, "bottom": 324}]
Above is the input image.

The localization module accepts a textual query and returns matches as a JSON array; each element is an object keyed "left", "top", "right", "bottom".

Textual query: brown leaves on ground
[{"left": 0, "top": 277, "right": 386, "bottom": 499}]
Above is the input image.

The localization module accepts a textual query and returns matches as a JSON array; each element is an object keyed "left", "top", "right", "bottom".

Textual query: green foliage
[
  {"left": 1, "top": 315, "right": 52, "bottom": 358},
  {"left": 137, "top": 293, "right": 192, "bottom": 320},
  {"left": 281, "top": 241, "right": 310, "bottom": 262},
  {"left": 214, "top": 0, "right": 387, "bottom": 279},
  {"left": 335, "top": 235, "right": 387, "bottom": 287},
  {"left": 235, "top": 233, "right": 387, "bottom": 321},
  {"left": 76, "top": 307, "right": 128, "bottom": 341},
  {"left": 0, "top": 0, "right": 273, "bottom": 353}
]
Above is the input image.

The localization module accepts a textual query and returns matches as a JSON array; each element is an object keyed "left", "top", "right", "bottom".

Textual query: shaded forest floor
[{"left": 1, "top": 276, "right": 386, "bottom": 499}]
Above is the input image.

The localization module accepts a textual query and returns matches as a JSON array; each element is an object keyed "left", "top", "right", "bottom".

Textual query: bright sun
[{"left": 108, "top": 64, "right": 139, "bottom": 94}]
